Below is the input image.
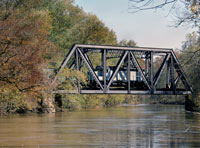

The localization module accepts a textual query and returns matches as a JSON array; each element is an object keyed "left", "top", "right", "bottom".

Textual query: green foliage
[
  {"left": 59, "top": 94, "right": 135, "bottom": 111},
  {"left": 74, "top": 14, "right": 117, "bottom": 45},
  {"left": 119, "top": 40, "right": 136, "bottom": 47},
  {"left": 180, "top": 32, "right": 200, "bottom": 111},
  {"left": 123, "top": 95, "right": 139, "bottom": 104},
  {"left": 181, "top": 32, "right": 200, "bottom": 96},
  {"left": 62, "top": 94, "right": 82, "bottom": 111},
  {"left": 103, "top": 95, "right": 123, "bottom": 106},
  {"left": 46, "top": 0, "right": 117, "bottom": 68},
  {"left": 148, "top": 95, "right": 185, "bottom": 105},
  {"left": 0, "top": 88, "right": 26, "bottom": 114},
  {"left": 57, "top": 68, "right": 87, "bottom": 91}
]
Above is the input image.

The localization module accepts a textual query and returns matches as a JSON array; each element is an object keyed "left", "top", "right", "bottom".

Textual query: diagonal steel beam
[
  {"left": 77, "top": 48, "right": 104, "bottom": 90},
  {"left": 103, "top": 49, "right": 107, "bottom": 93},
  {"left": 174, "top": 76, "right": 180, "bottom": 89},
  {"left": 130, "top": 51, "right": 151, "bottom": 90},
  {"left": 171, "top": 51, "right": 193, "bottom": 92},
  {"left": 52, "top": 44, "right": 77, "bottom": 84},
  {"left": 79, "top": 58, "right": 83, "bottom": 70},
  {"left": 84, "top": 52, "right": 93, "bottom": 68},
  {"left": 145, "top": 52, "right": 150, "bottom": 80},
  {"left": 153, "top": 53, "right": 170, "bottom": 87},
  {"left": 83, "top": 52, "right": 98, "bottom": 79},
  {"left": 150, "top": 52, "right": 154, "bottom": 92},
  {"left": 106, "top": 51, "right": 128, "bottom": 89},
  {"left": 166, "top": 60, "right": 170, "bottom": 88},
  {"left": 70, "top": 60, "right": 75, "bottom": 69},
  {"left": 170, "top": 54, "right": 175, "bottom": 90}
]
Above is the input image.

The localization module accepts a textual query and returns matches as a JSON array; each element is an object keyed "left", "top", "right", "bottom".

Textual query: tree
[
  {"left": 119, "top": 40, "right": 136, "bottom": 47},
  {"left": 128, "top": 0, "right": 200, "bottom": 26},
  {"left": 0, "top": 0, "right": 55, "bottom": 113},
  {"left": 0, "top": 0, "right": 131, "bottom": 113},
  {"left": 181, "top": 32, "right": 200, "bottom": 95},
  {"left": 47, "top": 0, "right": 117, "bottom": 68}
]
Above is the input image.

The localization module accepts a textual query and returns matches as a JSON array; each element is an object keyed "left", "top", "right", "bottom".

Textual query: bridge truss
[{"left": 53, "top": 44, "right": 192, "bottom": 95}]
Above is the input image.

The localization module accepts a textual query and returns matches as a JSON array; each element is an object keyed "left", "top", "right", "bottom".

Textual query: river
[{"left": 0, "top": 104, "right": 200, "bottom": 148}]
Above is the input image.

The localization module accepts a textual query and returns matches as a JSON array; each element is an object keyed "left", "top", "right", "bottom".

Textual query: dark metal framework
[{"left": 53, "top": 44, "right": 192, "bottom": 95}]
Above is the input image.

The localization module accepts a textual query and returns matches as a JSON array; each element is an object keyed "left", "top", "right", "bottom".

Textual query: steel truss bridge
[{"left": 53, "top": 44, "right": 192, "bottom": 95}]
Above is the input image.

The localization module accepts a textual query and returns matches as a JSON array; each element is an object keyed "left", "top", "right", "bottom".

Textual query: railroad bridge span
[{"left": 52, "top": 44, "right": 192, "bottom": 95}]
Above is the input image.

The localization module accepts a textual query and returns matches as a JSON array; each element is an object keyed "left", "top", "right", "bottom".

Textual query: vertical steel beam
[
  {"left": 150, "top": 52, "right": 154, "bottom": 93},
  {"left": 127, "top": 51, "right": 131, "bottom": 93},
  {"left": 79, "top": 58, "right": 83, "bottom": 70},
  {"left": 76, "top": 49, "right": 80, "bottom": 93},
  {"left": 145, "top": 52, "right": 149, "bottom": 79},
  {"left": 103, "top": 49, "right": 107, "bottom": 93},
  {"left": 69, "top": 60, "right": 75, "bottom": 69},
  {"left": 170, "top": 54, "right": 174, "bottom": 91},
  {"left": 174, "top": 76, "right": 180, "bottom": 89},
  {"left": 166, "top": 60, "right": 170, "bottom": 89}
]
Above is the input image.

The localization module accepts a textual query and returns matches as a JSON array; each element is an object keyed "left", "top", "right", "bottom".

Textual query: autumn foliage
[
  {"left": 0, "top": 1, "right": 54, "bottom": 113},
  {"left": 0, "top": 0, "right": 126, "bottom": 114}
]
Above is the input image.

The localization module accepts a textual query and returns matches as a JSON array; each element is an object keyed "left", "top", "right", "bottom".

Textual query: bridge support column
[
  {"left": 145, "top": 52, "right": 150, "bottom": 82},
  {"left": 103, "top": 49, "right": 107, "bottom": 93},
  {"left": 170, "top": 54, "right": 175, "bottom": 91},
  {"left": 127, "top": 51, "right": 131, "bottom": 93},
  {"left": 76, "top": 49, "right": 80, "bottom": 93},
  {"left": 166, "top": 60, "right": 170, "bottom": 89},
  {"left": 185, "top": 95, "right": 198, "bottom": 111},
  {"left": 41, "top": 93, "right": 55, "bottom": 113},
  {"left": 150, "top": 52, "right": 154, "bottom": 94}
]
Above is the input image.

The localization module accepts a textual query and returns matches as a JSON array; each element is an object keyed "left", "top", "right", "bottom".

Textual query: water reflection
[{"left": 0, "top": 105, "right": 200, "bottom": 148}]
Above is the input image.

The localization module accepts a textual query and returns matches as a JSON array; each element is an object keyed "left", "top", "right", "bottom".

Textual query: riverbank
[
  {"left": 141, "top": 95, "right": 185, "bottom": 105},
  {"left": 0, "top": 94, "right": 139, "bottom": 115}
]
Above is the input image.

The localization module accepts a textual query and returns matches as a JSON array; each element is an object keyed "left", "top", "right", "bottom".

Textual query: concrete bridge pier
[
  {"left": 185, "top": 94, "right": 199, "bottom": 112},
  {"left": 42, "top": 93, "right": 56, "bottom": 113}
]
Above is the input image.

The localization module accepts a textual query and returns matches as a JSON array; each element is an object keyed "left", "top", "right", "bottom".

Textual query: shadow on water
[{"left": 1, "top": 104, "right": 200, "bottom": 148}]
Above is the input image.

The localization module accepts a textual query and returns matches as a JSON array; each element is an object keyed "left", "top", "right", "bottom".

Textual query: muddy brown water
[{"left": 1, "top": 104, "right": 200, "bottom": 148}]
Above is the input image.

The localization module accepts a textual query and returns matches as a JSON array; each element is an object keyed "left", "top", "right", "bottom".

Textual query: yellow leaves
[
  {"left": 189, "top": 0, "right": 200, "bottom": 16},
  {"left": 6, "top": 37, "right": 10, "bottom": 41},
  {"left": 33, "top": 9, "right": 52, "bottom": 32},
  {"left": 22, "top": 40, "right": 30, "bottom": 45},
  {"left": 191, "top": 5, "right": 197, "bottom": 13},
  {"left": 74, "top": 69, "right": 87, "bottom": 84},
  {"left": 1, "top": 62, "right": 8, "bottom": 66},
  {"left": 57, "top": 67, "right": 87, "bottom": 91},
  {"left": 0, "top": 1, "right": 54, "bottom": 113}
]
